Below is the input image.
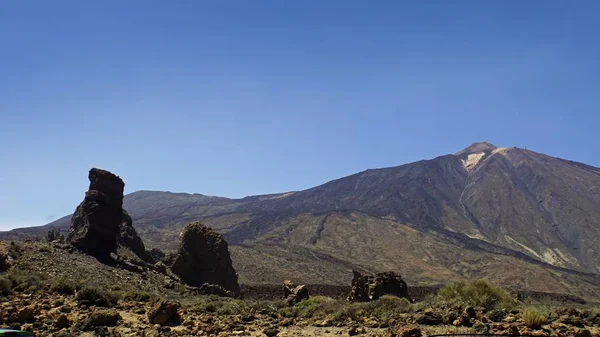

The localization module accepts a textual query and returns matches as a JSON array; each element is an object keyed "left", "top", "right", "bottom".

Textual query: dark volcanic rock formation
[
  {"left": 118, "top": 209, "right": 150, "bottom": 261},
  {"left": 169, "top": 221, "right": 240, "bottom": 295},
  {"left": 67, "top": 168, "right": 147, "bottom": 259},
  {"left": 283, "top": 280, "right": 310, "bottom": 306},
  {"left": 348, "top": 270, "right": 411, "bottom": 302}
]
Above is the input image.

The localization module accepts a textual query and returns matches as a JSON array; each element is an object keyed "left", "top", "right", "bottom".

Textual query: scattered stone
[
  {"left": 56, "top": 314, "right": 70, "bottom": 329},
  {"left": 283, "top": 280, "right": 310, "bottom": 306},
  {"left": 472, "top": 321, "right": 489, "bottom": 334},
  {"left": 169, "top": 221, "right": 240, "bottom": 295},
  {"left": 17, "top": 306, "right": 36, "bottom": 323},
  {"left": 487, "top": 309, "right": 507, "bottom": 322},
  {"left": 396, "top": 325, "right": 422, "bottom": 337},
  {"left": 573, "top": 328, "right": 592, "bottom": 337},
  {"left": 82, "top": 309, "right": 121, "bottom": 330},
  {"left": 414, "top": 309, "right": 443, "bottom": 325},
  {"left": 147, "top": 299, "right": 181, "bottom": 326}
]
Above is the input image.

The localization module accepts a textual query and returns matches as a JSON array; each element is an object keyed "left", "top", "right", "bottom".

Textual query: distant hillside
[{"left": 3, "top": 142, "right": 600, "bottom": 299}]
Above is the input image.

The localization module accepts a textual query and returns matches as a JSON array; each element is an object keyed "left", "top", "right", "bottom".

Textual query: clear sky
[{"left": 1, "top": 1, "right": 599, "bottom": 231}]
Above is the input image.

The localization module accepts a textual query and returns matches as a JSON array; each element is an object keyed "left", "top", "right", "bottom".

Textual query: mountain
[{"left": 3, "top": 142, "right": 600, "bottom": 298}]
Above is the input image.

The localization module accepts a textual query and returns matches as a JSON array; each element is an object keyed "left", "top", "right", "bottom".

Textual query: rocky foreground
[{"left": 1, "top": 241, "right": 600, "bottom": 337}]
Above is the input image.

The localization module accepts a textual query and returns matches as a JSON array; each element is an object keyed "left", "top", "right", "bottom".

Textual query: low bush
[
  {"left": 122, "top": 291, "right": 154, "bottom": 302},
  {"left": 76, "top": 286, "right": 119, "bottom": 307},
  {"left": 5, "top": 268, "right": 46, "bottom": 293},
  {"left": 437, "top": 279, "right": 518, "bottom": 310},
  {"left": 0, "top": 276, "right": 12, "bottom": 296},
  {"left": 523, "top": 308, "right": 547, "bottom": 328},
  {"left": 193, "top": 296, "right": 286, "bottom": 316},
  {"left": 50, "top": 276, "right": 82, "bottom": 295}
]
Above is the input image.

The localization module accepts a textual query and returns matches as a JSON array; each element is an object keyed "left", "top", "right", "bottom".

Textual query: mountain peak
[{"left": 456, "top": 142, "right": 498, "bottom": 157}]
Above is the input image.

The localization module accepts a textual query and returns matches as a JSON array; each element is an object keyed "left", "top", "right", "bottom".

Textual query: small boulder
[
  {"left": 82, "top": 309, "right": 121, "bottom": 330},
  {"left": 414, "top": 309, "right": 443, "bottom": 325},
  {"left": 17, "top": 306, "right": 36, "bottom": 323},
  {"left": 56, "top": 314, "right": 70, "bottom": 329},
  {"left": 487, "top": 309, "right": 507, "bottom": 322},
  {"left": 396, "top": 325, "right": 422, "bottom": 337},
  {"left": 147, "top": 300, "right": 181, "bottom": 326},
  {"left": 472, "top": 321, "right": 489, "bottom": 334}
]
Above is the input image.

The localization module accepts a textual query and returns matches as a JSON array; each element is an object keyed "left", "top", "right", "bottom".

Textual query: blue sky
[{"left": 1, "top": 1, "right": 599, "bottom": 230}]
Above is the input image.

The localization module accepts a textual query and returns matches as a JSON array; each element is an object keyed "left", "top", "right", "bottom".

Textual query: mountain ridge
[{"left": 2, "top": 142, "right": 600, "bottom": 298}]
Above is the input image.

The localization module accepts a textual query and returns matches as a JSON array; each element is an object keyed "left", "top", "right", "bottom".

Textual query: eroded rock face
[
  {"left": 66, "top": 168, "right": 147, "bottom": 260},
  {"left": 117, "top": 210, "right": 150, "bottom": 261},
  {"left": 283, "top": 280, "right": 309, "bottom": 306},
  {"left": 169, "top": 222, "right": 240, "bottom": 295},
  {"left": 348, "top": 270, "right": 411, "bottom": 302}
]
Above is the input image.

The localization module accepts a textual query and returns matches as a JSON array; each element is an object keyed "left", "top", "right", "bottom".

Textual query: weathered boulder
[
  {"left": 415, "top": 309, "right": 443, "bottom": 325},
  {"left": 81, "top": 309, "right": 121, "bottom": 330},
  {"left": 169, "top": 222, "right": 240, "bottom": 295},
  {"left": 348, "top": 270, "right": 411, "bottom": 302},
  {"left": 66, "top": 168, "right": 148, "bottom": 260},
  {"left": 348, "top": 270, "right": 370, "bottom": 302},
  {"left": 283, "top": 280, "right": 309, "bottom": 306},
  {"left": 147, "top": 300, "right": 181, "bottom": 326},
  {"left": 396, "top": 325, "right": 422, "bottom": 337}
]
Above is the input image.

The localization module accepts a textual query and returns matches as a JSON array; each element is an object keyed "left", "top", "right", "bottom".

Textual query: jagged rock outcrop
[
  {"left": 47, "top": 228, "right": 63, "bottom": 242},
  {"left": 66, "top": 168, "right": 148, "bottom": 260},
  {"left": 169, "top": 221, "right": 240, "bottom": 295},
  {"left": 348, "top": 270, "right": 411, "bottom": 302},
  {"left": 117, "top": 209, "right": 150, "bottom": 261},
  {"left": 283, "top": 280, "right": 309, "bottom": 306},
  {"left": 148, "top": 248, "right": 166, "bottom": 264}
]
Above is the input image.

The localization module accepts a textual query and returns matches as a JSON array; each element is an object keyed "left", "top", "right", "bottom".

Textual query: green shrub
[
  {"left": 5, "top": 268, "right": 46, "bottom": 293},
  {"left": 437, "top": 279, "right": 517, "bottom": 310},
  {"left": 50, "top": 276, "right": 81, "bottom": 295},
  {"left": 193, "top": 295, "right": 225, "bottom": 313},
  {"left": 76, "top": 286, "right": 119, "bottom": 307},
  {"left": 39, "top": 245, "right": 52, "bottom": 253},
  {"left": 192, "top": 296, "right": 282, "bottom": 316},
  {"left": 295, "top": 296, "right": 339, "bottom": 318},
  {"left": 522, "top": 308, "right": 547, "bottom": 328},
  {"left": 122, "top": 291, "right": 154, "bottom": 302},
  {"left": 360, "top": 295, "right": 412, "bottom": 320},
  {"left": 0, "top": 276, "right": 13, "bottom": 296},
  {"left": 7, "top": 242, "right": 24, "bottom": 259}
]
